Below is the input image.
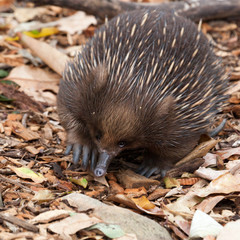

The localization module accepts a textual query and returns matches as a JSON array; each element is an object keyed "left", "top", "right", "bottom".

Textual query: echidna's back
[{"left": 70, "top": 9, "right": 227, "bottom": 134}]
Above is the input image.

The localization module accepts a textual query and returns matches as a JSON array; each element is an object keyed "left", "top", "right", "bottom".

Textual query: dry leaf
[
  {"left": 190, "top": 210, "right": 223, "bottom": 238},
  {"left": 108, "top": 194, "right": 139, "bottom": 210},
  {"left": 19, "top": 34, "right": 69, "bottom": 76},
  {"left": 195, "top": 167, "right": 229, "bottom": 181},
  {"left": 109, "top": 180, "right": 124, "bottom": 194},
  {"left": 217, "top": 219, "right": 240, "bottom": 240},
  {"left": 124, "top": 187, "right": 147, "bottom": 198},
  {"left": 48, "top": 213, "right": 101, "bottom": 235},
  {"left": 32, "top": 189, "right": 55, "bottom": 201},
  {"left": 197, "top": 196, "right": 225, "bottom": 213},
  {"left": 216, "top": 147, "right": 240, "bottom": 160},
  {"left": 5, "top": 65, "right": 59, "bottom": 104},
  {"left": 202, "top": 153, "right": 217, "bottom": 167},
  {"left": 165, "top": 180, "right": 206, "bottom": 214},
  {"left": 7, "top": 114, "right": 22, "bottom": 121},
  {"left": 30, "top": 210, "right": 71, "bottom": 224},
  {"left": 116, "top": 169, "right": 160, "bottom": 189},
  {"left": 131, "top": 196, "right": 155, "bottom": 210},
  {"left": 194, "top": 172, "right": 240, "bottom": 197},
  {"left": 14, "top": 7, "right": 52, "bottom": 22},
  {"left": 176, "top": 139, "right": 219, "bottom": 166},
  {"left": 148, "top": 188, "right": 170, "bottom": 200},
  {"left": 8, "top": 166, "right": 46, "bottom": 183},
  {"left": 4, "top": 120, "right": 40, "bottom": 141},
  {"left": 177, "top": 177, "right": 200, "bottom": 186},
  {"left": 56, "top": 11, "right": 97, "bottom": 35},
  {"left": 131, "top": 196, "right": 164, "bottom": 216}
]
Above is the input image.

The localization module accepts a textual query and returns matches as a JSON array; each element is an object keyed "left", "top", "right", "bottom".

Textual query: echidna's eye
[
  {"left": 95, "top": 132, "right": 102, "bottom": 141},
  {"left": 118, "top": 141, "right": 127, "bottom": 148}
]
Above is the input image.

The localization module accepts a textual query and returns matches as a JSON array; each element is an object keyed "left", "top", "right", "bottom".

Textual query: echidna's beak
[{"left": 94, "top": 152, "right": 113, "bottom": 177}]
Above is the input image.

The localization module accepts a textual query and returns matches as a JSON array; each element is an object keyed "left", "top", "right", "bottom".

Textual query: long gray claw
[
  {"left": 137, "top": 165, "right": 150, "bottom": 176},
  {"left": 94, "top": 152, "right": 112, "bottom": 177},
  {"left": 81, "top": 145, "right": 90, "bottom": 170},
  {"left": 137, "top": 163, "right": 159, "bottom": 177},
  {"left": 144, "top": 167, "right": 159, "bottom": 178},
  {"left": 136, "top": 164, "right": 145, "bottom": 173},
  {"left": 209, "top": 118, "right": 227, "bottom": 137},
  {"left": 73, "top": 144, "right": 82, "bottom": 164},
  {"left": 65, "top": 144, "right": 73, "bottom": 155},
  {"left": 90, "top": 149, "right": 98, "bottom": 171}
]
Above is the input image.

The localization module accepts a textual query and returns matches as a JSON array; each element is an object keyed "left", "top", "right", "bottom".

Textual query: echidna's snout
[{"left": 94, "top": 151, "right": 113, "bottom": 177}]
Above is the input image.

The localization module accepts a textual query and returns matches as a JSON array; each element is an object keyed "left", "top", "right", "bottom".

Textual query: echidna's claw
[
  {"left": 64, "top": 144, "right": 73, "bottom": 155},
  {"left": 82, "top": 145, "right": 90, "bottom": 170},
  {"left": 136, "top": 164, "right": 150, "bottom": 176},
  {"left": 72, "top": 144, "right": 82, "bottom": 164},
  {"left": 137, "top": 162, "right": 160, "bottom": 178},
  {"left": 144, "top": 167, "right": 160, "bottom": 178},
  {"left": 65, "top": 144, "right": 99, "bottom": 172},
  {"left": 90, "top": 148, "right": 98, "bottom": 171}
]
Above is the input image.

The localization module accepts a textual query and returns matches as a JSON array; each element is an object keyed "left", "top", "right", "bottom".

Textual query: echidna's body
[{"left": 58, "top": 10, "right": 227, "bottom": 177}]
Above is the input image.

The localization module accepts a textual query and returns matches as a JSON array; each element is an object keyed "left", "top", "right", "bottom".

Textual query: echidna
[{"left": 57, "top": 9, "right": 227, "bottom": 177}]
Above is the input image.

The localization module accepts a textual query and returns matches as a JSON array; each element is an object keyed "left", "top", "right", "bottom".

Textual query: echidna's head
[
  {"left": 90, "top": 104, "right": 143, "bottom": 156},
  {"left": 87, "top": 103, "right": 143, "bottom": 176}
]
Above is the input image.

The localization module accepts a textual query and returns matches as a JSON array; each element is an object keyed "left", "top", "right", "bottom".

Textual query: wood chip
[
  {"left": 148, "top": 188, "right": 170, "bottom": 201},
  {"left": 25, "top": 146, "right": 40, "bottom": 155}
]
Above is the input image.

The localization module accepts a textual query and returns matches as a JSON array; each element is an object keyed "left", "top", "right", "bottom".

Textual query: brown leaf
[
  {"left": 108, "top": 194, "right": 140, "bottom": 210},
  {"left": 30, "top": 210, "right": 70, "bottom": 224},
  {"left": 116, "top": 169, "right": 160, "bottom": 189},
  {"left": 124, "top": 187, "right": 147, "bottom": 198},
  {"left": 216, "top": 147, "right": 240, "bottom": 160},
  {"left": 148, "top": 188, "right": 170, "bottom": 200},
  {"left": 176, "top": 139, "right": 220, "bottom": 166},
  {"left": 197, "top": 195, "right": 225, "bottom": 213},
  {"left": 109, "top": 180, "right": 124, "bottom": 194},
  {"left": 4, "top": 120, "right": 40, "bottom": 141},
  {"left": 194, "top": 172, "right": 240, "bottom": 197},
  {"left": 48, "top": 213, "right": 101, "bottom": 235},
  {"left": 5, "top": 65, "right": 59, "bottom": 104}
]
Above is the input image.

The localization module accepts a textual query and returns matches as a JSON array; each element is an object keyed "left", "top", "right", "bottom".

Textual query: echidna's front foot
[
  {"left": 137, "top": 163, "right": 160, "bottom": 178},
  {"left": 65, "top": 143, "right": 98, "bottom": 171}
]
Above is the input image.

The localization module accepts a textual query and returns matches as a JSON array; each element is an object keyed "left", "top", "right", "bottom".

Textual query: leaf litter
[{"left": 0, "top": 1, "right": 240, "bottom": 240}]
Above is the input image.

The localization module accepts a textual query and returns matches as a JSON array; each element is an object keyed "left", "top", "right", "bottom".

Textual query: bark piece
[{"left": 18, "top": 0, "right": 240, "bottom": 22}]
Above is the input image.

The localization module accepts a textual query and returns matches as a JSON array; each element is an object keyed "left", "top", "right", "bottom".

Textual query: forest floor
[{"left": 0, "top": 1, "right": 240, "bottom": 240}]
